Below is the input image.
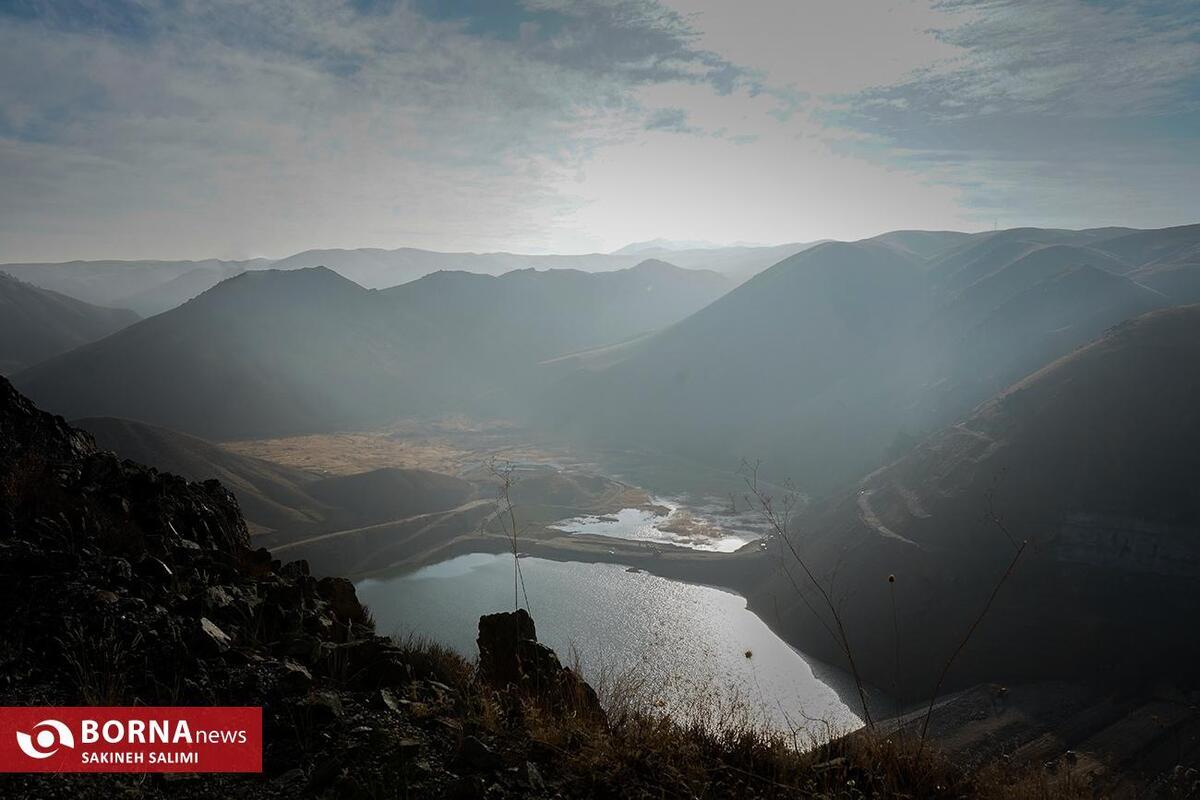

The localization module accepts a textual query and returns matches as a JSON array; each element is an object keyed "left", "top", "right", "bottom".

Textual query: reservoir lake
[{"left": 357, "top": 552, "right": 861, "bottom": 737}]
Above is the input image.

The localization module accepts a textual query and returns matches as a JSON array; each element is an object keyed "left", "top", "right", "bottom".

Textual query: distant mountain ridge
[
  {"left": 0, "top": 258, "right": 271, "bottom": 315},
  {"left": 0, "top": 272, "right": 139, "bottom": 374},
  {"left": 13, "top": 260, "right": 730, "bottom": 439},
  {"left": 8, "top": 225, "right": 1192, "bottom": 319},
  {"left": 540, "top": 223, "right": 1200, "bottom": 490},
  {"left": 9, "top": 222, "right": 1200, "bottom": 489},
  {"left": 1, "top": 241, "right": 820, "bottom": 315}
]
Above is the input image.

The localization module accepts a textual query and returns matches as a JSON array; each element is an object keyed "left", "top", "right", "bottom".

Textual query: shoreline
[{"left": 333, "top": 527, "right": 887, "bottom": 719}]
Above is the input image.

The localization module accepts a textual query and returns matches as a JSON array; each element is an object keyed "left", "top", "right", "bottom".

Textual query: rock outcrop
[
  {"left": 477, "top": 609, "right": 604, "bottom": 719},
  {"left": 0, "top": 376, "right": 600, "bottom": 798}
]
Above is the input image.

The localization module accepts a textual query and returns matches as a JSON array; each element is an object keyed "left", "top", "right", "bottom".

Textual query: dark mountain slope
[
  {"left": 1091, "top": 224, "right": 1200, "bottom": 304},
  {"left": 271, "top": 243, "right": 803, "bottom": 287},
  {"left": 1090, "top": 222, "right": 1200, "bottom": 267},
  {"left": 14, "top": 261, "right": 728, "bottom": 439},
  {"left": 921, "top": 264, "right": 1170, "bottom": 414},
  {"left": 0, "top": 374, "right": 1077, "bottom": 800},
  {"left": 305, "top": 468, "right": 474, "bottom": 527},
  {"left": 0, "top": 258, "right": 267, "bottom": 310},
  {"left": 928, "top": 229, "right": 1134, "bottom": 293},
  {"left": 1129, "top": 260, "right": 1200, "bottom": 304},
  {"left": 0, "top": 272, "right": 139, "bottom": 374},
  {"left": 541, "top": 241, "right": 933, "bottom": 489},
  {"left": 76, "top": 416, "right": 330, "bottom": 534},
  {"left": 867, "top": 230, "right": 974, "bottom": 259},
  {"left": 74, "top": 415, "right": 477, "bottom": 541},
  {"left": 377, "top": 258, "right": 727, "bottom": 362},
  {"left": 115, "top": 262, "right": 248, "bottom": 315},
  {"left": 541, "top": 226, "right": 1193, "bottom": 491},
  {"left": 752, "top": 305, "right": 1200, "bottom": 700},
  {"left": 943, "top": 244, "right": 1129, "bottom": 314},
  {"left": 13, "top": 267, "right": 400, "bottom": 440}
]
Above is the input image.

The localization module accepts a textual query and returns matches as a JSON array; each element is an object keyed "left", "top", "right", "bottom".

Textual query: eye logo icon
[{"left": 16, "top": 720, "right": 75, "bottom": 759}]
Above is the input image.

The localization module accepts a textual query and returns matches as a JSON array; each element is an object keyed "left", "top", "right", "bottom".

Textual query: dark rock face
[
  {"left": 0, "top": 377, "right": 598, "bottom": 798},
  {"left": 1, "top": 376, "right": 250, "bottom": 561},
  {"left": 478, "top": 609, "right": 604, "bottom": 719},
  {"left": 477, "top": 608, "right": 540, "bottom": 686}
]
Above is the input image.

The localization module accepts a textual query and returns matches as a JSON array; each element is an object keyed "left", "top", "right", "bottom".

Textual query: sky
[{"left": 1, "top": 0, "right": 1198, "bottom": 262}]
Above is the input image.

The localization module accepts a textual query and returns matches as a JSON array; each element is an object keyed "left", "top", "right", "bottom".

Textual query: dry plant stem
[
  {"left": 890, "top": 577, "right": 903, "bottom": 734},
  {"left": 917, "top": 542, "right": 1025, "bottom": 745},
  {"left": 918, "top": 480, "right": 1025, "bottom": 746},
  {"left": 488, "top": 457, "right": 531, "bottom": 614},
  {"left": 744, "top": 462, "right": 874, "bottom": 729}
]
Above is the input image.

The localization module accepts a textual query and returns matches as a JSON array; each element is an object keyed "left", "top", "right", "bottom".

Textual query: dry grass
[
  {"left": 223, "top": 432, "right": 469, "bottom": 476},
  {"left": 391, "top": 634, "right": 1090, "bottom": 800},
  {"left": 222, "top": 421, "right": 562, "bottom": 478},
  {"left": 57, "top": 617, "right": 139, "bottom": 706},
  {"left": 391, "top": 633, "right": 474, "bottom": 691}
]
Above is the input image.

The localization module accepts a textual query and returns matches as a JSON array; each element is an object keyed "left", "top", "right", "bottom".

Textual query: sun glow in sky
[{"left": 1, "top": 0, "right": 1198, "bottom": 261}]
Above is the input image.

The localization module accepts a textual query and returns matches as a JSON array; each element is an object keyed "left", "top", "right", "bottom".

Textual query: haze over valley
[
  {"left": 7, "top": 221, "right": 1200, "bottom": 796},
  {"left": 4, "top": 2, "right": 1200, "bottom": 798}
]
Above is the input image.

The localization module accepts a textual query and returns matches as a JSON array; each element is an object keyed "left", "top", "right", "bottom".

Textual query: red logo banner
[{"left": 0, "top": 707, "right": 262, "bottom": 773}]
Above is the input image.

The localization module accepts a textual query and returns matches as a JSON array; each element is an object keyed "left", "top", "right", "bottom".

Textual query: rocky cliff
[
  {"left": 0, "top": 376, "right": 1115, "bottom": 798},
  {"left": 0, "top": 376, "right": 592, "bottom": 798}
]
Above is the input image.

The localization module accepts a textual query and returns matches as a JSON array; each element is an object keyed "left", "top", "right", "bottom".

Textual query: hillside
[
  {"left": 0, "top": 272, "right": 139, "bottom": 374},
  {"left": 76, "top": 416, "right": 331, "bottom": 534},
  {"left": 14, "top": 262, "right": 727, "bottom": 440},
  {"left": 115, "top": 262, "right": 249, "bottom": 315},
  {"left": 375, "top": 259, "right": 729, "bottom": 370},
  {"left": 866, "top": 229, "right": 973, "bottom": 259},
  {"left": 305, "top": 467, "right": 475, "bottom": 527},
  {"left": 271, "top": 243, "right": 808, "bottom": 288},
  {"left": 13, "top": 268, "right": 394, "bottom": 439},
  {"left": 75, "top": 415, "right": 478, "bottom": 543},
  {"left": 0, "top": 374, "right": 1084, "bottom": 799},
  {"left": 540, "top": 240, "right": 935, "bottom": 488},
  {"left": 540, "top": 224, "right": 1200, "bottom": 491},
  {"left": 0, "top": 258, "right": 268, "bottom": 312},
  {"left": 14, "top": 224, "right": 1200, "bottom": 491},
  {"left": 0, "top": 242, "right": 806, "bottom": 317},
  {"left": 750, "top": 305, "right": 1200, "bottom": 701},
  {"left": 922, "top": 264, "right": 1170, "bottom": 413}
]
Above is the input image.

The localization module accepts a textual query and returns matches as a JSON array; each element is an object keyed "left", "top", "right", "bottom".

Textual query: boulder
[
  {"left": 477, "top": 609, "right": 604, "bottom": 719},
  {"left": 459, "top": 735, "right": 503, "bottom": 771},
  {"left": 196, "top": 616, "right": 232, "bottom": 654},
  {"left": 278, "top": 659, "right": 314, "bottom": 693},
  {"left": 317, "top": 577, "right": 366, "bottom": 624}
]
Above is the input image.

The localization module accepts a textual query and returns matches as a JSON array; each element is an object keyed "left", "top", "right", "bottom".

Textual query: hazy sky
[{"left": 2, "top": 0, "right": 1198, "bottom": 261}]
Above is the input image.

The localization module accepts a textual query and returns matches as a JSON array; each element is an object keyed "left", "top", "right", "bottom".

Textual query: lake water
[
  {"left": 357, "top": 553, "right": 861, "bottom": 737},
  {"left": 548, "top": 495, "right": 770, "bottom": 553}
]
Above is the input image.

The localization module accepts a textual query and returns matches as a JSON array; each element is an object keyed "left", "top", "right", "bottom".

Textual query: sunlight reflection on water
[
  {"left": 358, "top": 553, "right": 861, "bottom": 737},
  {"left": 547, "top": 496, "right": 765, "bottom": 553}
]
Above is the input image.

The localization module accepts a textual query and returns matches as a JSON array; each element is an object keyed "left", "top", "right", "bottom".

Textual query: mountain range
[
  {"left": 1, "top": 241, "right": 818, "bottom": 316},
  {"left": 10, "top": 223, "right": 1200, "bottom": 493},
  {"left": 5, "top": 221, "right": 1200, "bottom": 791},
  {"left": 13, "top": 259, "right": 729, "bottom": 439},
  {"left": 541, "top": 223, "right": 1200, "bottom": 491},
  {"left": 0, "top": 272, "right": 139, "bottom": 374},
  {"left": 750, "top": 303, "right": 1200, "bottom": 698}
]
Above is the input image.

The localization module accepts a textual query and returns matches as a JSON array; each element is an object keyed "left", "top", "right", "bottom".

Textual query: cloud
[
  {"left": 817, "top": 0, "right": 1200, "bottom": 228},
  {"left": 0, "top": 0, "right": 747, "bottom": 260},
  {"left": 927, "top": 0, "right": 1200, "bottom": 117},
  {"left": 643, "top": 107, "right": 695, "bottom": 132},
  {"left": 1, "top": 0, "right": 1196, "bottom": 261}
]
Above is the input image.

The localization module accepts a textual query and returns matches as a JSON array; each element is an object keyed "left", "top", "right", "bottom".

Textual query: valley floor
[{"left": 189, "top": 420, "right": 1200, "bottom": 795}]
